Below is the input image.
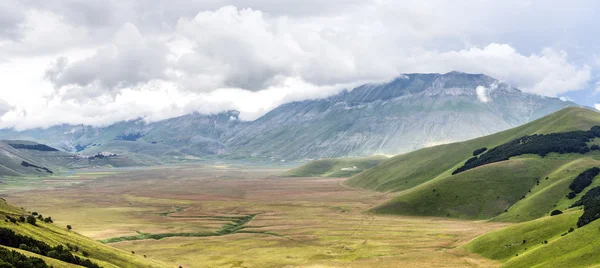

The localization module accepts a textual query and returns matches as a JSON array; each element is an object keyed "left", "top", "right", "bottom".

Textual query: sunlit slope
[
  {"left": 467, "top": 210, "right": 600, "bottom": 268},
  {"left": 346, "top": 107, "right": 600, "bottom": 220},
  {"left": 0, "top": 198, "right": 168, "bottom": 268},
  {"left": 282, "top": 156, "right": 387, "bottom": 177},
  {"left": 347, "top": 107, "right": 600, "bottom": 192}
]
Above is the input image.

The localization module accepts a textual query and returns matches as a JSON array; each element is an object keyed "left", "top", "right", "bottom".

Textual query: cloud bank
[{"left": 0, "top": 1, "right": 598, "bottom": 130}]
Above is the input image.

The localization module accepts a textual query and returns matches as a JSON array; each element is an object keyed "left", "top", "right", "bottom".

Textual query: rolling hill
[
  {"left": 282, "top": 156, "right": 388, "bottom": 177},
  {"left": 346, "top": 107, "right": 600, "bottom": 221},
  {"left": 466, "top": 209, "right": 600, "bottom": 268},
  {"left": 0, "top": 198, "right": 168, "bottom": 267},
  {"left": 0, "top": 140, "right": 153, "bottom": 177}
]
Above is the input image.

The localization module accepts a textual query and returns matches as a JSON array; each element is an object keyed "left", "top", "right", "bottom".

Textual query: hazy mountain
[
  {"left": 0, "top": 72, "right": 578, "bottom": 161},
  {"left": 0, "top": 111, "right": 242, "bottom": 161},
  {"left": 224, "top": 72, "right": 576, "bottom": 159}
]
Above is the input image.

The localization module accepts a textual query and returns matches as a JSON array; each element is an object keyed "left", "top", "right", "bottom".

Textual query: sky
[{"left": 0, "top": 0, "right": 599, "bottom": 130}]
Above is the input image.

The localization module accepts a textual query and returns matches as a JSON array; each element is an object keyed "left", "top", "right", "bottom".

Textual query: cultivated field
[{"left": 2, "top": 164, "right": 508, "bottom": 267}]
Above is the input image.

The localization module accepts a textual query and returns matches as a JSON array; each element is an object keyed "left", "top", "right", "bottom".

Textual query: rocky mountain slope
[
  {"left": 0, "top": 72, "right": 577, "bottom": 161},
  {"left": 224, "top": 72, "right": 576, "bottom": 159}
]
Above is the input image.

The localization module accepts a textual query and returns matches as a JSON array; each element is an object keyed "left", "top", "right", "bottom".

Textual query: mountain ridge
[{"left": 0, "top": 72, "right": 580, "bottom": 161}]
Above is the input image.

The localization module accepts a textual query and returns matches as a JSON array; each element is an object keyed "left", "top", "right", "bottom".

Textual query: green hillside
[
  {"left": 282, "top": 156, "right": 387, "bottom": 177},
  {"left": 346, "top": 107, "right": 600, "bottom": 220},
  {"left": 0, "top": 198, "right": 168, "bottom": 267},
  {"left": 467, "top": 210, "right": 600, "bottom": 268}
]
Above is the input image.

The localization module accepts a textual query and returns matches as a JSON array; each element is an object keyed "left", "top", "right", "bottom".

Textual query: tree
[
  {"left": 26, "top": 215, "right": 36, "bottom": 225},
  {"left": 66, "top": 225, "right": 72, "bottom": 230},
  {"left": 550, "top": 210, "right": 563, "bottom": 216},
  {"left": 19, "top": 216, "right": 25, "bottom": 223}
]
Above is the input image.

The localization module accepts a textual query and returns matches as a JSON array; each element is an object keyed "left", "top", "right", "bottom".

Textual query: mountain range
[{"left": 0, "top": 72, "right": 578, "bottom": 161}]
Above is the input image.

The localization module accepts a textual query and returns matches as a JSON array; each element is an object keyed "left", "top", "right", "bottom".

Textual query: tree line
[
  {"left": 453, "top": 126, "right": 600, "bottom": 175},
  {"left": 0, "top": 228, "right": 100, "bottom": 268}
]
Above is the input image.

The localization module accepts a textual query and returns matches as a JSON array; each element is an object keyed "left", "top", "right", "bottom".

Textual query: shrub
[
  {"left": 19, "top": 216, "right": 25, "bottom": 222},
  {"left": 26, "top": 215, "right": 37, "bottom": 225},
  {"left": 67, "top": 225, "right": 72, "bottom": 230},
  {"left": 569, "top": 167, "right": 600, "bottom": 194},
  {"left": 472, "top": 147, "right": 487, "bottom": 156},
  {"left": 550, "top": 210, "right": 563, "bottom": 216}
]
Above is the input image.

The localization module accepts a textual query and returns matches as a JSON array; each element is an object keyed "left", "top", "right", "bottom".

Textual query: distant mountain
[
  {"left": 224, "top": 72, "right": 577, "bottom": 159},
  {"left": 0, "top": 72, "right": 579, "bottom": 161},
  {"left": 0, "top": 111, "right": 242, "bottom": 161},
  {"left": 0, "top": 140, "right": 151, "bottom": 176}
]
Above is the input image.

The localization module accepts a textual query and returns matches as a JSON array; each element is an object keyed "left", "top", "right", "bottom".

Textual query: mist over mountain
[{"left": 0, "top": 72, "right": 577, "bottom": 161}]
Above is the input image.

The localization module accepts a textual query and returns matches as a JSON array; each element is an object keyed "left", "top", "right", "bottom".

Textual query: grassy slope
[
  {"left": 282, "top": 156, "right": 388, "bottom": 177},
  {"left": 346, "top": 107, "right": 600, "bottom": 220},
  {"left": 0, "top": 245, "right": 82, "bottom": 268},
  {"left": 467, "top": 210, "right": 600, "bottom": 268},
  {"left": 347, "top": 107, "right": 600, "bottom": 192},
  {"left": 0, "top": 198, "right": 168, "bottom": 268}
]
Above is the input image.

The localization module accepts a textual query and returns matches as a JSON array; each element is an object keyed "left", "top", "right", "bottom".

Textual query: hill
[
  {"left": 467, "top": 209, "right": 600, "bottom": 267},
  {"left": 0, "top": 140, "right": 150, "bottom": 177},
  {"left": 346, "top": 107, "right": 600, "bottom": 221},
  {"left": 0, "top": 140, "right": 76, "bottom": 176},
  {"left": 282, "top": 156, "right": 387, "bottom": 177},
  {"left": 0, "top": 72, "right": 575, "bottom": 161},
  {"left": 0, "top": 198, "right": 168, "bottom": 267}
]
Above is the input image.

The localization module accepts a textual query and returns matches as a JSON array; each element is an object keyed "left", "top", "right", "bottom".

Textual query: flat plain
[{"left": 2, "top": 164, "right": 509, "bottom": 267}]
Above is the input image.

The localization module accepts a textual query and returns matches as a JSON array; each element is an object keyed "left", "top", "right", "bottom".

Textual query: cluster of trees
[
  {"left": 87, "top": 153, "right": 117, "bottom": 160},
  {"left": 453, "top": 127, "right": 600, "bottom": 175},
  {"left": 567, "top": 167, "right": 600, "bottom": 199},
  {"left": 114, "top": 132, "right": 144, "bottom": 141},
  {"left": 472, "top": 147, "right": 487, "bottom": 156},
  {"left": 550, "top": 209, "right": 563, "bottom": 216},
  {"left": 570, "top": 185, "right": 600, "bottom": 227},
  {"left": 0, "top": 247, "right": 48, "bottom": 268},
  {"left": 20, "top": 161, "right": 53, "bottom": 174},
  {"left": 0, "top": 228, "right": 101, "bottom": 268},
  {"left": 9, "top": 143, "right": 58, "bottom": 152},
  {"left": 5, "top": 214, "right": 52, "bottom": 225}
]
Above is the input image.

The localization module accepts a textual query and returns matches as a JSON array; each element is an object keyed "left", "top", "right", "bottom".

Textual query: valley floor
[{"left": 2, "top": 165, "right": 508, "bottom": 267}]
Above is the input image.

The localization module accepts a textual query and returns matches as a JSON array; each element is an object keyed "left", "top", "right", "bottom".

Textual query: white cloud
[
  {"left": 476, "top": 86, "right": 489, "bottom": 103},
  {"left": 0, "top": 1, "right": 598, "bottom": 130},
  {"left": 44, "top": 23, "right": 168, "bottom": 97}
]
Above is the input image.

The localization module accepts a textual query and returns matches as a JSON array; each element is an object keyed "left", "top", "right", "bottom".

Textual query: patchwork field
[{"left": 2, "top": 165, "right": 509, "bottom": 267}]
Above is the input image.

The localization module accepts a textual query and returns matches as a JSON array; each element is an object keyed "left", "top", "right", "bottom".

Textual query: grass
[
  {"left": 347, "top": 107, "right": 600, "bottom": 192},
  {"left": 467, "top": 210, "right": 600, "bottom": 267},
  {"left": 4, "top": 166, "right": 507, "bottom": 267},
  {"left": 0, "top": 199, "right": 169, "bottom": 268},
  {"left": 282, "top": 156, "right": 387, "bottom": 178},
  {"left": 493, "top": 156, "right": 600, "bottom": 222},
  {"left": 372, "top": 158, "right": 568, "bottom": 219},
  {"left": 467, "top": 211, "right": 581, "bottom": 261},
  {"left": 98, "top": 214, "right": 266, "bottom": 243},
  {"left": 347, "top": 107, "right": 600, "bottom": 221}
]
